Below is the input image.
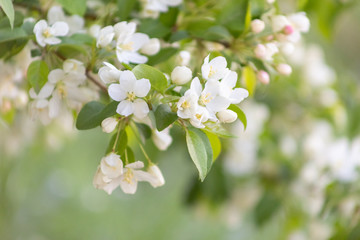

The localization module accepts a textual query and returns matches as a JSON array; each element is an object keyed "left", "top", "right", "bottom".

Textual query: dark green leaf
[
  {"left": 228, "top": 104, "right": 247, "bottom": 130},
  {"left": 202, "top": 25, "right": 232, "bottom": 41},
  {"left": 139, "top": 19, "right": 171, "bottom": 38},
  {"left": 154, "top": 104, "right": 177, "bottom": 131},
  {"left": 0, "top": 0, "right": 15, "bottom": 28},
  {"left": 122, "top": 147, "right": 135, "bottom": 163},
  {"left": 159, "top": 7, "right": 178, "bottom": 27},
  {"left": 117, "top": 0, "right": 137, "bottom": 20},
  {"left": 106, "top": 129, "right": 128, "bottom": 155},
  {"left": 0, "top": 27, "right": 27, "bottom": 43},
  {"left": 169, "top": 30, "right": 189, "bottom": 42},
  {"left": 55, "top": 0, "right": 87, "bottom": 16},
  {"left": 132, "top": 64, "right": 168, "bottom": 93},
  {"left": 147, "top": 47, "right": 178, "bottom": 66},
  {"left": 135, "top": 123, "right": 152, "bottom": 139},
  {"left": 185, "top": 127, "right": 213, "bottom": 181},
  {"left": 27, "top": 60, "right": 49, "bottom": 94},
  {"left": 254, "top": 192, "right": 281, "bottom": 226}
]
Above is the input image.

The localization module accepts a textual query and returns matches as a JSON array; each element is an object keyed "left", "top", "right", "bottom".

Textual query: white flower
[
  {"left": 217, "top": 109, "right": 237, "bottom": 123},
  {"left": 272, "top": 12, "right": 310, "bottom": 43},
  {"left": 276, "top": 63, "right": 292, "bottom": 76},
  {"left": 251, "top": 19, "right": 265, "bottom": 33},
  {"left": 101, "top": 117, "right": 119, "bottom": 133},
  {"left": 152, "top": 128, "right": 172, "bottom": 151},
  {"left": 96, "top": 26, "right": 115, "bottom": 48},
  {"left": 89, "top": 24, "right": 101, "bottom": 38},
  {"left": 219, "top": 71, "right": 249, "bottom": 104},
  {"left": 257, "top": 70, "right": 270, "bottom": 84},
  {"left": 29, "top": 83, "right": 54, "bottom": 124},
  {"left": 287, "top": 12, "right": 310, "bottom": 33},
  {"left": 171, "top": 66, "right": 192, "bottom": 85},
  {"left": 116, "top": 32, "right": 150, "bottom": 64},
  {"left": 108, "top": 70, "right": 151, "bottom": 118},
  {"left": 114, "top": 21, "right": 137, "bottom": 40},
  {"left": 47, "top": 6, "right": 84, "bottom": 35},
  {"left": 140, "top": 38, "right": 161, "bottom": 55},
  {"left": 177, "top": 50, "right": 191, "bottom": 66},
  {"left": 147, "top": 164, "right": 165, "bottom": 187},
  {"left": 255, "top": 43, "right": 278, "bottom": 61},
  {"left": 142, "top": 0, "right": 182, "bottom": 17},
  {"left": 119, "top": 161, "right": 157, "bottom": 194},
  {"left": 98, "top": 62, "right": 122, "bottom": 84},
  {"left": 33, "top": 20, "right": 69, "bottom": 47},
  {"left": 188, "top": 106, "right": 209, "bottom": 128},
  {"left": 201, "top": 55, "right": 229, "bottom": 81},
  {"left": 177, "top": 88, "right": 199, "bottom": 119}
]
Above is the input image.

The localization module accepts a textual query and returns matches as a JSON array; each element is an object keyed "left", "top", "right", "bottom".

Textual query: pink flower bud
[
  {"left": 283, "top": 25, "right": 294, "bottom": 35},
  {"left": 254, "top": 44, "right": 266, "bottom": 59},
  {"left": 276, "top": 63, "right": 292, "bottom": 76},
  {"left": 257, "top": 70, "right": 270, "bottom": 84}
]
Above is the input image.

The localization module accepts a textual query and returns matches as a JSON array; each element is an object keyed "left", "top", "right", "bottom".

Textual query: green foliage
[
  {"left": 154, "top": 104, "right": 177, "bottom": 131},
  {"left": 117, "top": 0, "right": 137, "bottom": 21},
  {"left": 254, "top": 191, "right": 281, "bottom": 226},
  {"left": 27, "top": 60, "right": 49, "bottom": 94},
  {"left": 138, "top": 18, "right": 171, "bottom": 38},
  {"left": 186, "top": 127, "right": 213, "bottom": 181},
  {"left": 132, "top": 64, "right": 168, "bottom": 93},
  {"left": 228, "top": 104, "right": 247, "bottom": 129},
  {"left": 0, "top": 0, "right": 15, "bottom": 28},
  {"left": 243, "top": 65, "right": 256, "bottom": 96},
  {"left": 135, "top": 123, "right": 152, "bottom": 139},
  {"left": 76, "top": 101, "right": 118, "bottom": 130},
  {"left": 205, "top": 132, "right": 221, "bottom": 161},
  {"left": 147, "top": 47, "right": 178, "bottom": 66},
  {"left": 106, "top": 130, "right": 128, "bottom": 155},
  {"left": 55, "top": 0, "right": 87, "bottom": 16}
]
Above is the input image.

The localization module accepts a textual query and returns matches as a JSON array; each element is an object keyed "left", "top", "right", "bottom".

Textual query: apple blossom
[
  {"left": 147, "top": 164, "right": 165, "bottom": 187},
  {"left": 33, "top": 20, "right": 69, "bottom": 47},
  {"left": 140, "top": 38, "right": 161, "bottom": 55},
  {"left": 217, "top": 109, "right": 237, "bottom": 123},
  {"left": 277, "top": 63, "right": 292, "bottom": 76},
  {"left": 101, "top": 117, "right": 119, "bottom": 133},
  {"left": 96, "top": 26, "right": 115, "bottom": 48},
  {"left": 152, "top": 128, "right": 173, "bottom": 151},
  {"left": 201, "top": 55, "right": 229, "bottom": 81},
  {"left": 98, "top": 62, "right": 122, "bottom": 84},
  {"left": 251, "top": 19, "right": 265, "bottom": 33},
  {"left": 171, "top": 66, "right": 193, "bottom": 85}
]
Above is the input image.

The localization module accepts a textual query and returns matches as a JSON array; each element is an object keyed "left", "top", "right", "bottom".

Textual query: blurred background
[{"left": 1, "top": 0, "right": 360, "bottom": 239}]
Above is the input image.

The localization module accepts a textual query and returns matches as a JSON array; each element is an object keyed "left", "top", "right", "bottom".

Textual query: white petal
[
  {"left": 44, "top": 37, "right": 62, "bottom": 45},
  {"left": 134, "top": 170, "right": 157, "bottom": 183},
  {"left": 119, "top": 51, "right": 148, "bottom": 64},
  {"left": 36, "top": 99, "right": 49, "bottom": 108},
  {"left": 127, "top": 33, "right": 150, "bottom": 51},
  {"left": 221, "top": 71, "right": 237, "bottom": 88},
  {"left": 47, "top": 6, "right": 65, "bottom": 25},
  {"left": 207, "top": 96, "right": 231, "bottom": 112},
  {"left": 119, "top": 70, "right": 137, "bottom": 92},
  {"left": 190, "top": 77, "right": 202, "bottom": 96},
  {"left": 103, "top": 178, "right": 121, "bottom": 195},
  {"left": 33, "top": 20, "right": 48, "bottom": 35},
  {"left": 210, "top": 56, "right": 227, "bottom": 70},
  {"left": 119, "top": 175, "right": 138, "bottom": 194},
  {"left": 108, "top": 84, "right": 127, "bottom": 101},
  {"left": 126, "top": 161, "right": 144, "bottom": 169},
  {"left": 229, "top": 88, "right": 249, "bottom": 104},
  {"left": 52, "top": 21, "right": 69, "bottom": 36},
  {"left": 133, "top": 99, "right": 149, "bottom": 119},
  {"left": 134, "top": 78, "right": 151, "bottom": 97},
  {"left": 48, "top": 91, "right": 62, "bottom": 118},
  {"left": 116, "top": 100, "right": 134, "bottom": 116},
  {"left": 48, "top": 69, "right": 65, "bottom": 84},
  {"left": 38, "top": 83, "right": 55, "bottom": 99}
]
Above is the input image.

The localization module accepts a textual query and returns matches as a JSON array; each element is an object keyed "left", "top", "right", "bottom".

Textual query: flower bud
[
  {"left": 217, "top": 110, "right": 237, "bottom": 123},
  {"left": 171, "top": 66, "right": 192, "bottom": 85},
  {"left": 152, "top": 128, "right": 172, "bottom": 151},
  {"left": 101, "top": 117, "right": 118, "bottom": 133},
  {"left": 140, "top": 38, "right": 161, "bottom": 55},
  {"left": 267, "top": 0, "right": 275, "bottom": 3},
  {"left": 177, "top": 50, "right": 191, "bottom": 66},
  {"left": 276, "top": 63, "right": 292, "bottom": 76},
  {"left": 283, "top": 25, "right": 294, "bottom": 35},
  {"left": 99, "top": 62, "right": 121, "bottom": 84},
  {"left": 257, "top": 70, "right": 270, "bottom": 84},
  {"left": 254, "top": 44, "right": 266, "bottom": 59},
  {"left": 251, "top": 19, "right": 265, "bottom": 33},
  {"left": 148, "top": 164, "right": 165, "bottom": 187},
  {"left": 272, "top": 15, "right": 290, "bottom": 32}
]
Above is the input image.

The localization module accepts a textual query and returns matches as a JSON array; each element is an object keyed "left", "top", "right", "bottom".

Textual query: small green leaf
[
  {"left": 139, "top": 19, "right": 171, "bottom": 38},
  {"left": 159, "top": 7, "right": 179, "bottom": 27},
  {"left": 117, "top": 0, "right": 137, "bottom": 21},
  {"left": 122, "top": 147, "right": 135, "bottom": 163},
  {"left": 228, "top": 104, "right": 247, "bottom": 130},
  {"left": 147, "top": 47, "right": 178, "bottom": 66},
  {"left": 185, "top": 127, "right": 213, "bottom": 181},
  {"left": 106, "top": 129, "right": 128, "bottom": 155},
  {"left": 0, "top": 0, "right": 15, "bottom": 28},
  {"left": 254, "top": 192, "right": 281, "bottom": 226},
  {"left": 202, "top": 25, "right": 232, "bottom": 41},
  {"left": 205, "top": 132, "right": 221, "bottom": 161},
  {"left": 135, "top": 123, "right": 152, "bottom": 139},
  {"left": 76, "top": 101, "right": 118, "bottom": 130},
  {"left": 203, "top": 122, "right": 236, "bottom": 138},
  {"left": 132, "top": 64, "right": 168, "bottom": 93},
  {"left": 27, "top": 60, "right": 49, "bottom": 94},
  {"left": 242, "top": 66, "right": 256, "bottom": 96},
  {"left": 244, "top": 1, "right": 252, "bottom": 33},
  {"left": 154, "top": 104, "right": 177, "bottom": 131},
  {"left": 55, "top": 0, "right": 87, "bottom": 16},
  {"left": 0, "top": 27, "right": 27, "bottom": 43}
]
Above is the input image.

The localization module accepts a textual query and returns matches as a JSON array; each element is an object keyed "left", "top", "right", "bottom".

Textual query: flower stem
[{"left": 130, "top": 124, "right": 152, "bottom": 164}]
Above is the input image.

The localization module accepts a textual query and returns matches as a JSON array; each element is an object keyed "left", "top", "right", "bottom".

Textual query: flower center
[
  {"left": 199, "top": 93, "right": 212, "bottom": 105},
  {"left": 195, "top": 113, "right": 202, "bottom": 121},
  {"left": 43, "top": 28, "right": 52, "bottom": 38},
  {"left": 208, "top": 66, "right": 216, "bottom": 78},
  {"left": 127, "top": 91, "right": 136, "bottom": 101},
  {"left": 181, "top": 100, "right": 190, "bottom": 109},
  {"left": 123, "top": 169, "right": 134, "bottom": 184},
  {"left": 121, "top": 42, "right": 134, "bottom": 51}
]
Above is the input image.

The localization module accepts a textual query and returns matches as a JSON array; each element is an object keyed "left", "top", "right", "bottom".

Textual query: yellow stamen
[
  {"left": 199, "top": 93, "right": 212, "bottom": 105},
  {"left": 43, "top": 28, "right": 52, "bottom": 38},
  {"left": 123, "top": 169, "right": 134, "bottom": 184},
  {"left": 121, "top": 42, "right": 134, "bottom": 51},
  {"left": 208, "top": 66, "right": 216, "bottom": 78},
  {"left": 127, "top": 91, "right": 136, "bottom": 101},
  {"left": 181, "top": 100, "right": 190, "bottom": 109}
]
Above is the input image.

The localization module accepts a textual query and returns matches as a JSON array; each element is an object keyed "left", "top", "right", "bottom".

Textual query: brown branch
[{"left": 85, "top": 70, "right": 108, "bottom": 93}]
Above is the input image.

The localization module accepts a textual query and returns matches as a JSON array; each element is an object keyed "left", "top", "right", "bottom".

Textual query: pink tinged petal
[
  {"left": 126, "top": 161, "right": 144, "bottom": 169},
  {"left": 230, "top": 88, "right": 249, "bottom": 104},
  {"left": 116, "top": 100, "right": 134, "bottom": 116},
  {"left": 52, "top": 21, "right": 69, "bottom": 36},
  {"left": 134, "top": 78, "right": 151, "bottom": 97},
  {"left": 190, "top": 77, "right": 202, "bottom": 96},
  {"left": 48, "top": 91, "right": 62, "bottom": 118},
  {"left": 127, "top": 33, "right": 150, "bottom": 51},
  {"left": 119, "top": 176, "right": 138, "bottom": 194},
  {"left": 48, "top": 69, "right": 65, "bottom": 84},
  {"left": 221, "top": 71, "right": 238, "bottom": 89},
  {"left": 119, "top": 70, "right": 137, "bottom": 92},
  {"left": 207, "top": 96, "right": 231, "bottom": 112},
  {"left": 108, "top": 84, "right": 127, "bottom": 101},
  {"left": 38, "top": 83, "right": 55, "bottom": 98},
  {"left": 133, "top": 99, "right": 149, "bottom": 119},
  {"left": 44, "top": 37, "right": 62, "bottom": 45}
]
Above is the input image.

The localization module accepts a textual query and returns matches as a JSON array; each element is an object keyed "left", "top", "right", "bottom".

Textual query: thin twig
[{"left": 85, "top": 70, "right": 108, "bottom": 93}]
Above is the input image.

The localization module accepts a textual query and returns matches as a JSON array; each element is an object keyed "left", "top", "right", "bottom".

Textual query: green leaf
[
  {"left": 55, "top": 0, "right": 87, "bottom": 16},
  {"left": 169, "top": 30, "right": 189, "bottom": 42},
  {"left": 76, "top": 101, "right": 118, "bottom": 130},
  {"left": 147, "top": 47, "right": 178, "bottom": 66},
  {"left": 132, "top": 64, "right": 168, "bottom": 93},
  {"left": 106, "top": 129, "right": 128, "bottom": 155},
  {"left": 205, "top": 132, "right": 221, "bottom": 161},
  {"left": 135, "top": 123, "right": 152, "bottom": 139},
  {"left": 185, "top": 127, "right": 213, "bottom": 181},
  {"left": 242, "top": 66, "right": 256, "bottom": 96},
  {"left": 0, "top": 27, "right": 27, "bottom": 43},
  {"left": 139, "top": 19, "right": 171, "bottom": 38},
  {"left": 228, "top": 104, "right": 247, "bottom": 130},
  {"left": 0, "top": 11, "right": 23, "bottom": 29},
  {"left": 244, "top": 0, "right": 252, "bottom": 33},
  {"left": 0, "top": 0, "right": 15, "bottom": 28},
  {"left": 122, "top": 147, "right": 135, "bottom": 163},
  {"left": 254, "top": 192, "right": 281, "bottom": 226},
  {"left": 202, "top": 25, "right": 232, "bottom": 41},
  {"left": 117, "top": 0, "right": 137, "bottom": 20},
  {"left": 55, "top": 44, "right": 89, "bottom": 59},
  {"left": 159, "top": 7, "right": 179, "bottom": 27},
  {"left": 27, "top": 60, "right": 49, "bottom": 94},
  {"left": 154, "top": 104, "right": 177, "bottom": 131},
  {"left": 203, "top": 122, "right": 236, "bottom": 138}
]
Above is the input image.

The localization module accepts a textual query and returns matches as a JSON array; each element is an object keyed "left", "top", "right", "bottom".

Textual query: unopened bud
[
  {"left": 140, "top": 38, "right": 161, "bottom": 56},
  {"left": 257, "top": 70, "right": 270, "bottom": 84},
  {"left": 171, "top": 66, "right": 192, "bottom": 85},
  {"left": 148, "top": 164, "right": 165, "bottom": 187},
  {"left": 251, "top": 19, "right": 265, "bottom": 33},
  {"left": 254, "top": 44, "right": 266, "bottom": 59},
  {"left": 101, "top": 117, "right": 118, "bottom": 133},
  {"left": 283, "top": 25, "right": 294, "bottom": 35},
  {"left": 276, "top": 63, "right": 292, "bottom": 76},
  {"left": 217, "top": 110, "right": 237, "bottom": 123}
]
